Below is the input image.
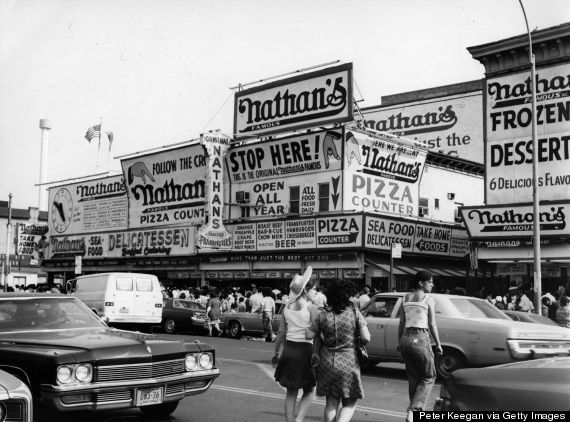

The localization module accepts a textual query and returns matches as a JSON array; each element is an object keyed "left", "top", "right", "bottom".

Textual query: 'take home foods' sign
[
  {"left": 234, "top": 63, "right": 353, "bottom": 139},
  {"left": 460, "top": 201, "right": 570, "bottom": 239}
]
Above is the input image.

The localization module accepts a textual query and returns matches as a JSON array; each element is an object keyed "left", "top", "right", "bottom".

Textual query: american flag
[{"left": 85, "top": 124, "right": 101, "bottom": 142}]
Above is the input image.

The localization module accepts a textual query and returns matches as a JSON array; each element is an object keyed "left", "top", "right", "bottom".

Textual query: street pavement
[{"left": 48, "top": 333, "right": 442, "bottom": 422}]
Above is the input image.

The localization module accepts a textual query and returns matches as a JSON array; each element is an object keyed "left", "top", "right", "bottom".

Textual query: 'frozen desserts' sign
[{"left": 197, "top": 133, "right": 232, "bottom": 250}]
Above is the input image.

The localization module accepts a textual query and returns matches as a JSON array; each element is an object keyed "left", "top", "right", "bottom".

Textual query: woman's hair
[
  {"left": 262, "top": 287, "right": 272, "bottom": 297},
  {"left": 414, "top": 271, "right": 432, "bottom": 289},
  {"left": 560, "top": 295, "right": 569, "bottom": 307},
  {"left": 326, "top": 279, "right": 356, "bottom": 314}
]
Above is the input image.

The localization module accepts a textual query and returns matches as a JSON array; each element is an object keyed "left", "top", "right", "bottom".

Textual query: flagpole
[{"left": 96, "top": 117, "right": 102, "bottom": 172}]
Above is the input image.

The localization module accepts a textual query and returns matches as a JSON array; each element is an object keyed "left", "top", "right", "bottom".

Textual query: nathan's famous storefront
[{"left": 465, "top": 24, "right": 570, "bottom": 298}]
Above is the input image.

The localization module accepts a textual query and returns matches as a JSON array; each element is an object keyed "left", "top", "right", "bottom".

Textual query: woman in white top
[
  {"left": 273, "top": 266, "right": 318, "bottom": 422},
  {"left": 398, "top": 271, "right": 443, "bottom": 422}
]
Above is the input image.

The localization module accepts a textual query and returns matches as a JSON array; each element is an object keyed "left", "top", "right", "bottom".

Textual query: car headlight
[
  {"left": 57, "top": 366, "right": 73, "bottom": 384},
  {"left": 199, "top": 353, "right": 213, "bottom": 369},
  {"left": 185, "top": 354, "right": 198, "bottom": 371},
  {"left": 57, "top": 363, "right": 93, "bottom": 385},
  {"left": 75, "top": 364, "right": 93, "bottom": 383}
]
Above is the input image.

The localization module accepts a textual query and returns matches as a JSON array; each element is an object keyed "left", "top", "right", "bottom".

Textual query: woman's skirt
[{"left": 274, "top": 340, "right": 316, "bottom": 390}]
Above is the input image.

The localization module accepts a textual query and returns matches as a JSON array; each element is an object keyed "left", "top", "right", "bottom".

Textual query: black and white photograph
[{"left": 1, "top": 1, "right": 569, "bottom": 421}]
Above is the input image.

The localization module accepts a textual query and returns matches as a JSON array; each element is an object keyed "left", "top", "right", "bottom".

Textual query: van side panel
[{"left": 73, "top": 273, "right": 163, "bottom": 324}]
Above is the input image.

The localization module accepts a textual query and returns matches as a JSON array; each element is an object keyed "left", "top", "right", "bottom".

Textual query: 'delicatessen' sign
[
  {"left": 364, "top": 215, "right": 469, "bottom": 258},
  {"left": 234, "top": 63, "right": 353, "bottom": 139}
]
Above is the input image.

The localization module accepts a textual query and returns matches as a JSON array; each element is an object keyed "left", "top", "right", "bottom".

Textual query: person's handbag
[{"left": 352, "top": 307, "right": 369, "bottom": 366}]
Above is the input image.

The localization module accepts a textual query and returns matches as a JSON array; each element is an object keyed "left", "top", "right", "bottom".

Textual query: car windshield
[
  {"left": 447, "top": 297, "right": 511, "bottom": 319},
  {"left": 173, "top": 300, "right": 205, "bottom": 311},
  {"left": 0, "top": 297, "right": 106, "bottom": 331}
]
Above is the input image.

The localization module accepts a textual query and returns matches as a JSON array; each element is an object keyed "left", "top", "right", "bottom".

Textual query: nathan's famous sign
[
  {"left": 120, "top": 143, "right": 208, "bottom": 229},
  {"left": 47, "top": 175, "right": 128, "bottom": 236},
  {"left": 460, "top": 201, "right": 570, "bottom": 239},
  {"left": 343, "top": 125, "right": 428, "bottom": 216},
  {"left": 485, "top": 63, "right": 570, "bottom": 205},
  {"left": 234, "top": 63, "right": 353, "bottom": 139},
  {"left": 360, "top": 91, "right": 483, "bottom": 163}
]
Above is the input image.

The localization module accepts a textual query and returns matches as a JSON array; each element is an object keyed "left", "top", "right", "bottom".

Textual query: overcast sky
[{"left": 1, "top": 0, "right": 568, "bottom": 210}]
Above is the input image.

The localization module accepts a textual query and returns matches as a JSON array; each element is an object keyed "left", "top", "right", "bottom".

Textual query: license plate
[
  {"left": 136, "top": 387, "right": 163, "bottom": 406},
  {"left": 119, "top": 307, "right": 129, "bottom": 314}
]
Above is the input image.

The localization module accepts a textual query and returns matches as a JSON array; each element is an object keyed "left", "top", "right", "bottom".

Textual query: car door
[{"left": 364, "top": 295, "right": 402, "bottom": 358}]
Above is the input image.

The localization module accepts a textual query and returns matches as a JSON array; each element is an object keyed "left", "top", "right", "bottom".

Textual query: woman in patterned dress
[{"left": 306, "top": 279, "right": 370, "bottom": 422}]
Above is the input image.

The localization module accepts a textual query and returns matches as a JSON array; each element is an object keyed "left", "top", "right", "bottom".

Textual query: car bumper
[{"left": 40, "top": 368, "right": 220, "bottom": 412}]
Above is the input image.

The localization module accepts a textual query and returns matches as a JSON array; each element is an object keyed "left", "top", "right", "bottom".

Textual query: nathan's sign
[
  {"left": 121, "top": 143, "right": 207, "bottom": 229},
  {"left": 486, "top": 63, "right": 570, "bottom": 204},
  {"left": 48, "top": 227, "right": 196, "bottom": 259},
  {"left": 197, "top": 133, "right": 232, "bottom": 250},
  {"left": 227, "top": 129, "right": 342, "bottom": 182},
  {"left": 361, "top": 92, "right": 483, "bottom": 162},
  {"left": 234, "top": 63, "right": 353, "bottom": 139},
  {"left": 16, "top": 224, "right": 48, "bottom": 258},
  {"left": 343, "top": 126, "right": 428, "bottom": 216},
  {"left": 461, "top": 201, "right": 570, "bottom": 238},
  {"left": 48, "top": 175, "right": 128, "bottom": 235}
]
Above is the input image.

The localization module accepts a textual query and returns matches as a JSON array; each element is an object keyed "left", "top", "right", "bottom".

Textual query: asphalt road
[{"left": 47, "top": 333, "right": 442, "bottom": 422}]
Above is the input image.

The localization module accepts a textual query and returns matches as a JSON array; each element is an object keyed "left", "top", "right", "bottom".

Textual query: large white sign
[
  {"left": 361, "top": 92, "right": 483, "bottom": 162},
  {"left": 121, "top": 144, "right": 207, "bottom": 229},
  {"left": 16, "top": 224, "right": 49, "bottom": 258},
  {"left": 234, "top": 63, "right": 353, "bottom": 139},
  {"left": 227, "top": 130, "right": 343, "bottom": 182},
  {"left": 486, "top": 63, "right": 570, "bottom": 204},
  {"left": 461, "top": 201, "right": 570, "bottom": 238},
  {"left": 197, "top": 133, "right": 232, "bottom": 250},
  {"left": 48, "top": 175, "right": 128, "bottom": 235},
  {"left": 342, "top": 126, "right": 428, "bottom": 216}
]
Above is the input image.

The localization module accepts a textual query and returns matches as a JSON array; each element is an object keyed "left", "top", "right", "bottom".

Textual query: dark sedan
[
  {"left": 161, "top": 298, "right": 209, "bottom": 334},
  {"left": 435, "top": 357, "right": 570, "bottom": 410},
  {"left": 0, "top": 293, "right": 220, "bottom": 419}
]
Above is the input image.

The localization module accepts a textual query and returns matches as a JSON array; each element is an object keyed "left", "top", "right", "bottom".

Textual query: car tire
[
  {"left": 164, "top": 318, "right": 176, "bottom": 334},
  {"left": 435, "top": 348, "right": 465, "bottom": 379},
  {"left": 227, "top": 321, "right": 242, "bottom": 339},
  {"left": 140, "top": 400, "right": 179, "bottom": 418}
]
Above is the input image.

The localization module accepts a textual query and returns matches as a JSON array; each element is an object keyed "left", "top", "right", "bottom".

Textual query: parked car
[
  {"left": 0, "top": 369, "right": 33, "bottom": 422},
  {"left": 0, "top": 293, "right": 220, "bottom": 419},
  {"left": 503, "top": 310, "right": 559, "bottom": 326},
  {"left": 162, "top": 298, "right": 209, "bottom": 334},
  {"left": 435, "top": 357, "right": 570, "bottom": 410},
  {"left": 221, "top": 301, "right": 285, "bottom": 339},
  {"left": 363, "top": 293, "right": 570, "bottom": 378}
]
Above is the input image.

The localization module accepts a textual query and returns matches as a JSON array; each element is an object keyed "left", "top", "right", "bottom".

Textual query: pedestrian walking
[
  {"left": 306, "top": 278, "right": 370, "bottom": 422},
  {"left": 272, "top": 266, "right": 318, "bottom": 422},
  {"left": 555, "top": 294, "right": 570, "bottom": 328},
  {"left": 261, "top": 287, "right": 276, "bottom": 342},
  {"left": 398, "top": 271, "right": 443, "bottom": 422},
  {"left": 206, "top": 290, "right": 222, "bottom": 336}
]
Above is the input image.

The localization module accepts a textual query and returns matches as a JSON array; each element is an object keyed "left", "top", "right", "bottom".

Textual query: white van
[{"left": 71, "top": 273, "right": 163, "bottom": 325}]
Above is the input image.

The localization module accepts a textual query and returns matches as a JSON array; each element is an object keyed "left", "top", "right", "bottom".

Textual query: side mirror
[{"left": 100, "top": 316, "right": 110, "bottom": 325}]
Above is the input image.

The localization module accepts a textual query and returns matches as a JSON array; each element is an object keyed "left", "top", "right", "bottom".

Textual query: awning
[{"left": 365, "top": 259, "right": 413, "bottom": 275}]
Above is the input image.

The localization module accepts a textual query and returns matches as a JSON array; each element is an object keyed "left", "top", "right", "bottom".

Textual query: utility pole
[
  {"left": 2, "top": 194, "right": 13, "bottom": 292},
  {"left": 518, "top": 0, "right": 541, "bottom": 314}
]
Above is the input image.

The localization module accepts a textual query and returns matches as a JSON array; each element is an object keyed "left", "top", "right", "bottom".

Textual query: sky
[{"left": 1, "top": 0, "right": 569, "bottom": 210}]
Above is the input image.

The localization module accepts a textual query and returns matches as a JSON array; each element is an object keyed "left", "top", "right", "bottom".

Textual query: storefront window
[
  {"left": 318, "top": 183, "right": 329, "bottom": 212},
  {"left": 290, "top": 185, "right": 300, "bottom": 214}
]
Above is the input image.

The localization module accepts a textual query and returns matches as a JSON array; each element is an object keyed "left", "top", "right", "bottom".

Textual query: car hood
[{"left": 0, "top": 327, "right": 209, "bottom": 363}]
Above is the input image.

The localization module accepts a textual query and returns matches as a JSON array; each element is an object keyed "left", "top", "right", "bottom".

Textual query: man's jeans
[
  {"left": 262, "top": 312, "right": 274, "bottom": 341},
  {"left": 399, "top": 328, "right": 436, "bottom": 411}
]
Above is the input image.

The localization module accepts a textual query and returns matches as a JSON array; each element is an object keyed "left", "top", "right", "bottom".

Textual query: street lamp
[{"left": 518, "top": 0, "right": 541, "bottom": 314}]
